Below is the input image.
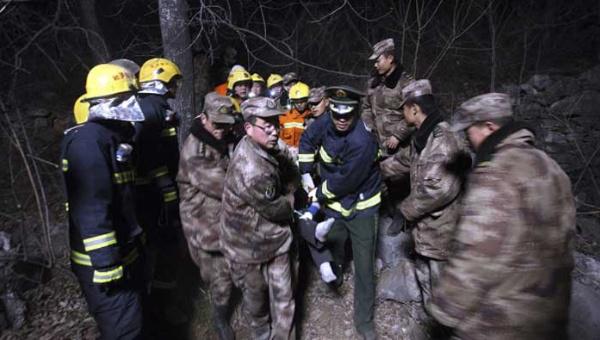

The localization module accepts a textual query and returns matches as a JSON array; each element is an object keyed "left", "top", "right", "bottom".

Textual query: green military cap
[
  {"left": 241, "top": 96, "right": 284, "bottom": 120},
  {"left": 400, "top": 79, "right": 433, "bottom": 107},
  {"left": 308, "top": 86, "right": 326, "bottom": 104},
  {"left": 325, "top": 85, "right": 365, "bottom": 115},
  {"left": 451, "top": 93, "right": 513, "bottom": 132},
  {"left": 203, "top": 92, "right": 236, "bottom": 124},
  {"left": 369, "top": 38, "right": 394, "bottom": 60}
]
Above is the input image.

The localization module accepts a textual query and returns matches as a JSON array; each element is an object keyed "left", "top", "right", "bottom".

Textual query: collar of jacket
[
  {"left": 284, "top": 108, "right": 309, "bottom": 119},
  {"left": 90, "top": 120, "right": 135, "bottom": 140},
  {"left": 244, "top": 135, "right": 280, "bottom": 166},
  {"left": 475, "top": 120, "right": 534, "bottom": 165},
  {"left": 190, "top": 118, "right": 228, "bottom": 156},
  {"left": 414, "top": 111, "right": 444, "bottom": 154},
  {"left": 370, "top": 65, "right": 403, "bottom": 89}
]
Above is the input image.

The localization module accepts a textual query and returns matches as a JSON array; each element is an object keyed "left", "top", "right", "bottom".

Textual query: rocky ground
[{"left": 0, "top": 255, "right": 433, "bottom": 340}]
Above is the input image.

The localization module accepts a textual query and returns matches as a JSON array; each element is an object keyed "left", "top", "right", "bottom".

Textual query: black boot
[{"left": 212, "top": 304, "right": 234, "bottom": 340}]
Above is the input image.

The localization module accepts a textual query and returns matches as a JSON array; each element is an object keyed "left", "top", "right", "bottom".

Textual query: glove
[
  {"left": 301, "top": 173, "right": 316, "bottom": 193},
  {"left": 307, "top": 187, "right": 318, "bottom": 203}
]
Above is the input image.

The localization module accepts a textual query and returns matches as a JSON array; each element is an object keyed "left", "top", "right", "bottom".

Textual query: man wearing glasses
[
  {"left": 220, "top": 96, "right": 300, "bottom": 340},
  {"left": 299, "top": 86, "right": 382, "bottom": 340}
]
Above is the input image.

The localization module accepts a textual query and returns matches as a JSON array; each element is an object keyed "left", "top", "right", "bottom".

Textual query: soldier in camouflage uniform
[
  {"left": 362, "top": 38, "right": 414, "bottom": 157},
  {"left": 177, "top": 92, "right": 236, "bottom": 340},
  {"left": 220, "top": 96, "right": 299, "bottom": 340},
  {"left": 382, "top": 80, "right": 470, "bottom": 310},
  {"left": 362, "top": 38, "right": 415, "bottom": 225},
  {"left": 430, "top": 93, "right": 576, "bottom": 339}
]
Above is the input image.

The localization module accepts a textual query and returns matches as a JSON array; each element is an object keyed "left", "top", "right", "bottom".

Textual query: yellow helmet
[
  {"left": 251, "top": 73, "right": 265, "bottom": 83},
  {"left": 289, "top": 82, "right": 310, "bottom": 100},
  {"left": 73, "top": 94, "right": 90, "bottom": 124},
  {"left": 85, "top": 64, "right": 138, "bottom": 100},
  {"left": 227, "top": 69, "right": 252, "bottom": 90},
  {"left": 267, "top": 74, "right": 283, "bottom": 88},
  {"left": 139, "top": 58, "right": 182, "bottom": 84}
]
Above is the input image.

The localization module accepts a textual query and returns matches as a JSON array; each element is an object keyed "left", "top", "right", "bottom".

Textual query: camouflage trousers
[
  {"left": 228, "top": 253, "right": 296, "bottom": 340},
  {"left": 415, "top": 254, "right": 444, "bottom": 311},
  {"left": 188, "top": 246, "right": 233, "bottom": 307}
]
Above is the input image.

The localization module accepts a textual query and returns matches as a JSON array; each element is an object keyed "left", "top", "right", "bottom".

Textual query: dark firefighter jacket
[
  {"left": 61, "top": 120, "right": 143, "bottom": 284},
  {"left": 298, "top": 113, "right": 382, "bottom": 219},
  {"left": 134, "top": 94, "right": 180, "bottom": 224}
]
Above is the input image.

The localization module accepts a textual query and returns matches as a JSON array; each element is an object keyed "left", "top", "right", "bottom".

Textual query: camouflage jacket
[
  {"left": 382, "top": 119, "right": 470, "bottom": 260},
  {"left": 176, "top": 123, "right": 233, "bottom": 252},
  {"left": 361, "top": 67, "right": 414, "bottom": 152},
  {"left": 430, "top": 127, "right": 576, "bottom": 339},
  {"left": 220, "top": 136, "right": 300, "bottom": 264}
]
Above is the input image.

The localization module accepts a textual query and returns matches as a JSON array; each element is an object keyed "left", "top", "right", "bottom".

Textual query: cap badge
[{"left": 336, "top": 89, "right": 347, "bottom": 98}]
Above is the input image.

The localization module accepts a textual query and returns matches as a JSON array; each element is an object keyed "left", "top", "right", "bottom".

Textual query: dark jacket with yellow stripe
[
  {"left": 298, "top": 113, "right": 382, "bottom": 219},
  {"left": 61, "top": 120, "right": 142, "bottom": 284},
  {"left": 134, "top": 94, "right": 180, "bottom": 220}
]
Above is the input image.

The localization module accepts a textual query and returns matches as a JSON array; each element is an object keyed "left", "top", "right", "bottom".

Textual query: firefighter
[
  {"left": 267, "top": 73, "right": 284, "bottom": 104},
  {"left": 250, "top": 73, "right": 266, "bottom": 98},
  {"left": 177, "top": 92, "right": 237, "bottom": 340},
  {"left": 279, "top": 81, "right": 310, "bottom": 156},
  {"left": 135, "top": 57, "right": 186, "bottom": 331},
  {"left": 227, "top": 65, "right": 252, "bottom": 112},
  {"left": 299, "top": 86, "right": 382, "bottom": 340},
  {"left": 72, "top": 94, "right": 90, "bottom": 125},
  {"left": 61, "top": 63, "right": 146, "bottom": 339}
]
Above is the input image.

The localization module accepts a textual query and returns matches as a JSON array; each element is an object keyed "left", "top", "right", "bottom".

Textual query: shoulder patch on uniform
[
  {"left": 265, "top": 185, "right": 276, "bottom": 200},
  {"left": 432, "top": 126, "right": 444, "bottom": 138}
]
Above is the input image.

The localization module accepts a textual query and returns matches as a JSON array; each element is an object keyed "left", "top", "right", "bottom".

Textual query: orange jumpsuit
[{"left": 279, "top": 108, "right": 309, "bottom": 148}]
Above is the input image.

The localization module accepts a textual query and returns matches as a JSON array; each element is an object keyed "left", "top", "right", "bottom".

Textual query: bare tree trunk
[
  {"left": 79, "top": 0, "right": 110, "bottom": 64},
  {"left": 488, "top": 0, "right": 496, "bottom": 92},
  {"left": 193, "top": 53, "right": 210, "bottom": 112},
  {"left": 158, "top": 0, "right": 195, "bottom": 142}
]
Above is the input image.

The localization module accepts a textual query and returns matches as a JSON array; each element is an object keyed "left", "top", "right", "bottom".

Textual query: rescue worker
[
  {"left": 299, "top": 86, "right": 382, "bottom": 340},
  {"left": 381, "top": 80, "right": 470, "bottom": 311},
  {"left": 135, "top": 57, "right": 185, "bottom": 332},
  {"left": 362, "top": 38, "right": 414, "bottom": 156},
  {"left": 267, "top": 73, "right": 284, "bottom": 104},
  {"left": 281, "top": 72, "right": 299, "bottom": 109},
  {"left": 430, "top": 93, "right": 576, "bottom": 339},
  {"left": 227, "top": 65, "right": 252, "bottom": 112},
  {"left": 61, "top": 63, "right": 146, "bottom": 339},
  {"left": 177, "top": 92, "right": 237, "bottom": 340},
  {"left": 305, "top": 86, "right": 328, "bottom": 127},
  {"left": 72, "top": 94, "right": 90, "bottom": 125},
  {"left": 250, "top": 73, "right": 266, "bottom": 98},
  {"left": 220, "top": 96, "right": 299, "bottom": 340},
  {"left": 362, "top": 38, "right": 415, "bottom": 234},
  {"left": 279, "top": 81, "right": 310, "bottom": 155}
]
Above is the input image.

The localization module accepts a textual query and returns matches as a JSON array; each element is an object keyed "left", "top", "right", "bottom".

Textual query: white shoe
[
  {"left": 315, "top": 218, "right": 334, "bottom": 242},
  {"left": 319, "top": 262, "right": 337, "bottom": 283}
]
